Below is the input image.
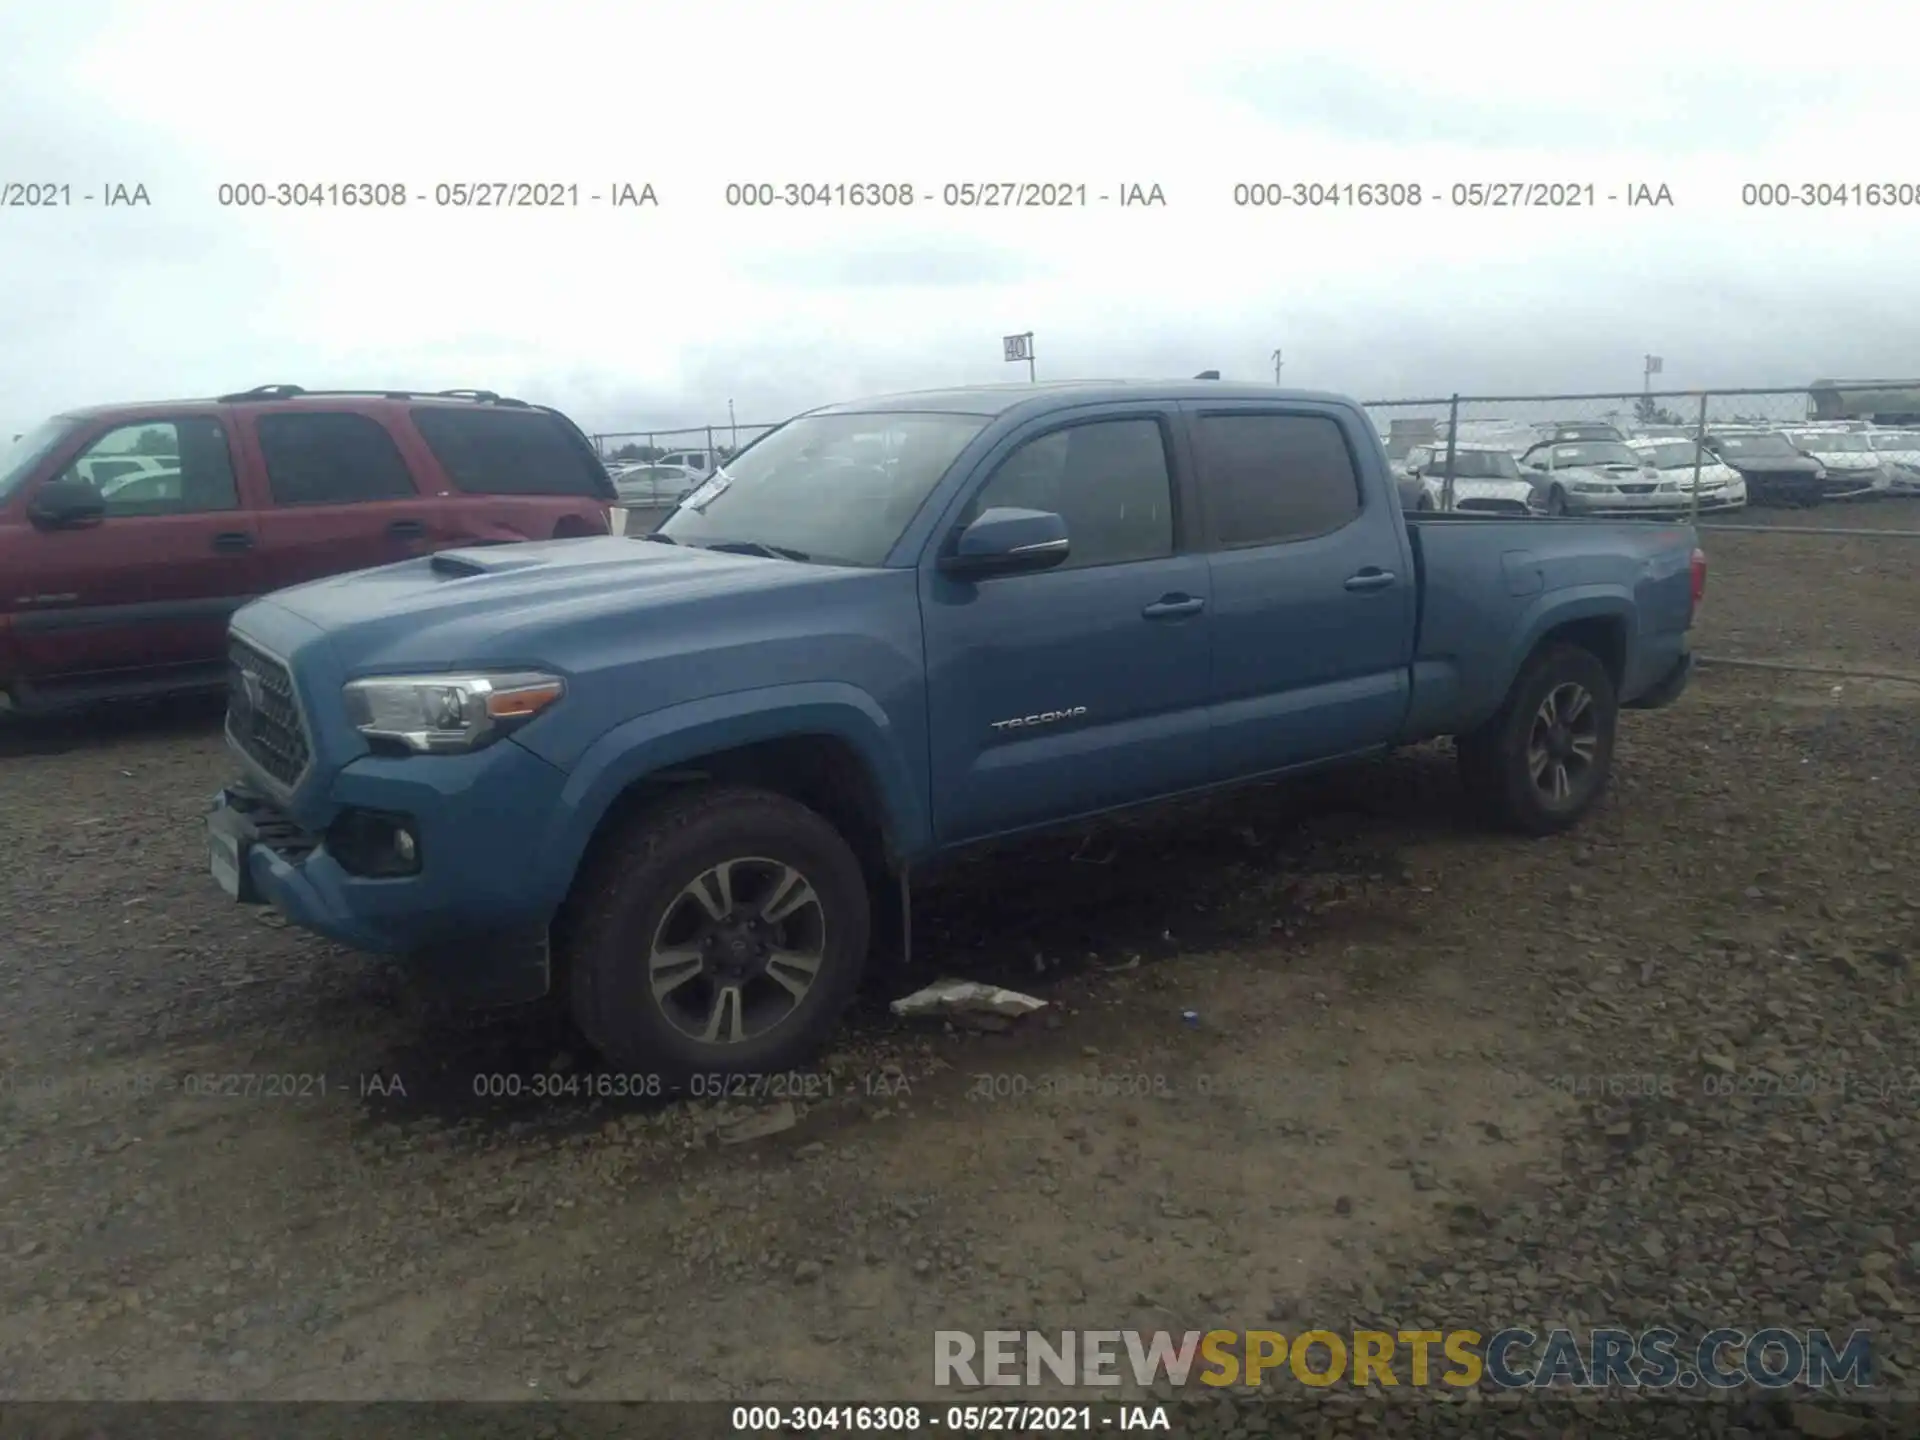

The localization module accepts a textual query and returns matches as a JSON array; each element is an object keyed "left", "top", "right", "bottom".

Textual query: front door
[
  {"left": 9, "top": 414, "right": 261, "bottom": 690},
  {"left": 921, "top": 412, "right": 1214, "bottom": 843}
]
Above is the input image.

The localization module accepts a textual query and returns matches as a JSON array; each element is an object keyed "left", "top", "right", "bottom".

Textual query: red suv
[{"left": 0, "top": 385, "right": 616, "bottom": 712}]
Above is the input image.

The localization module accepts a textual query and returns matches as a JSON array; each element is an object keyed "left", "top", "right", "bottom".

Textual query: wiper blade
[
  {"left": 699, "top": 540, "right": 812, "bottom": 562},
  {"left": 640, "top": 532, "right": 678, "bottom": 544}
]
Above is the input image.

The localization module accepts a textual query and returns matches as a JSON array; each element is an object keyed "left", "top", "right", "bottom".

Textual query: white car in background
[
  {"left": 1865, "top": 430, "right": 1920, "bottom": 493},
  {"left": 1622, "top": 437, "right": 1747, "bottom": 513},
  {"left": 1782, "top": 428, "right": 1893, "bottom": 499},
  {"left": 1400, "top": 442, "right": 1538, "bottom": 515},
  {"left": 76, "top": 453, "right": 176, "bottom": 490},
  {"left": 611, "top": 462, "right": 704, "bottom": 507},
  {"left": 656, "top": 448, "right": 714, "bottom": 475}
]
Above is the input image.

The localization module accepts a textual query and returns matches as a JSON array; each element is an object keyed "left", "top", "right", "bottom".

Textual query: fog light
[{"left": 326, "top": 808, "right": 422, "bottom": 878}]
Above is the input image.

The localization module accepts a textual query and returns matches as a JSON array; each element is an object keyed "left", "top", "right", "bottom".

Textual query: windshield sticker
[{"left": 684, "top": 471, "right": 732, "bottom": 513}]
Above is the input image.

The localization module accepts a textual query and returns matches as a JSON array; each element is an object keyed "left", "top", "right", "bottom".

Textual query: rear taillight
[{"left": 1690, "top": 547, "right": 1707, "bottom": 606}]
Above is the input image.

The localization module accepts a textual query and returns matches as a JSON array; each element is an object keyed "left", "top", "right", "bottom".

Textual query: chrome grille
[{"left": 227, "top": 638, "right": 310, "bottom": 787}]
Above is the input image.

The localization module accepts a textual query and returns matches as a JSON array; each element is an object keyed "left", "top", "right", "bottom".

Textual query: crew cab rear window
[
  {"left": 1196, "top": 413, "right": 1363, "bottom": 546},
  {"left": 256, "top": 413, "right": 417, "bottom": 504},
  {"left": 410, "top": 407, "right": 611, "bottom": 497}
]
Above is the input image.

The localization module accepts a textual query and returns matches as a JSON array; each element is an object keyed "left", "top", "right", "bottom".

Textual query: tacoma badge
[{"left": 990, "top": 706, "right": 1089, "bottom": 732}]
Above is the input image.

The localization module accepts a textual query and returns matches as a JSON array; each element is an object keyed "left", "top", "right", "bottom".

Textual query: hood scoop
[{"left": 429, "top": 547, "right": 552, "bottom": 578}]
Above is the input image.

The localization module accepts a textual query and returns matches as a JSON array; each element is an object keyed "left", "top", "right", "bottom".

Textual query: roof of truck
[{"left": 802, "top": 380, "right": 1358, "bottom": 419}]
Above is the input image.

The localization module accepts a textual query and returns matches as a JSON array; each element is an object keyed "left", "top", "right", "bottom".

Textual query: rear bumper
[{"left": 1626, "top": 647, "right": 1694, "bottom": 711}]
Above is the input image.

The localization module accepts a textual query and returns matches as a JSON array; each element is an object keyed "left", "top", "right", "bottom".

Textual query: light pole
[
  {"left": 728, "top": 398, "right": 737, "bottom": 451},
  {"left": 1271, "top": 349, "right": 1284, "bottom": 385}
]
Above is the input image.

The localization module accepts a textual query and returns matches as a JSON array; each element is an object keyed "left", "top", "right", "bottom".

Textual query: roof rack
[
  {"left": 213, "top": 385, "right": 530, "bottom": 407},
  {"left": 216, "top": 383, "right": 306, "bottom": 402}
]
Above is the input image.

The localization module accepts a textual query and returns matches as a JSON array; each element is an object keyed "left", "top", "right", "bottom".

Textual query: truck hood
[
  {"left": 1554, "top": 463, "right": 1659, "bottom": 485},
  {"left": 1715, "top": 453, "right": 1823, "bottom": 476},
  {"left": 258, "top": 537, "right": 861, "bottom": 670}
]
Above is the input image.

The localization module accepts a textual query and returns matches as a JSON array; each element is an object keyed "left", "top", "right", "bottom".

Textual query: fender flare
[
  {"left": 1461, "top": 586, "right": 1634, "bottom": 733},
  {"left": 528, "top": 681, "right": 931, "bottom": 904}
]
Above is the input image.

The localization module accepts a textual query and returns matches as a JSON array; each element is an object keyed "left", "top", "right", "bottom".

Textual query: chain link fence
[
  {"left": 1361, "top": 383, "right": 1920, "bottom": 528},
  {"left": 1361, "top": 382, "right": 1920, "bottom": 679},
  {"left": 590, "top": 422, "right": 780, "bottom": 466}
]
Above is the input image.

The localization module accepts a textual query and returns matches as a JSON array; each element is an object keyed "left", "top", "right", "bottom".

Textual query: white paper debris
[{"left": 889, "top": 978, "right": 1048, "bottom": 1020}]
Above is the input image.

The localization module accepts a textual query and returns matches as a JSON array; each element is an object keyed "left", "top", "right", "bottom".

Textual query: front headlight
[{"left": 343, "top": 671, "right": 566, "bottom": 754}]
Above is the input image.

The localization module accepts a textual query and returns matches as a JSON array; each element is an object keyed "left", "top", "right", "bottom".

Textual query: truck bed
[{"left": 1399, "top": 513, "right": 1699, "bottom": 741}]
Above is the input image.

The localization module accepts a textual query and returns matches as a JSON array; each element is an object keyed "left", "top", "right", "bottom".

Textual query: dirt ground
[{"left": 2, "top": 501, "right": 1918, "bottom": 1430}]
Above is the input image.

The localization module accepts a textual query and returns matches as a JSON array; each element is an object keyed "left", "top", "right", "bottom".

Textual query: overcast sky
[{"left": 4, "top": 0, "right": 1917, "bottom": 441}]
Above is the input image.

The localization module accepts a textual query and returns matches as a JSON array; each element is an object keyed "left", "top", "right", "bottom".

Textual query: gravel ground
[{"left": 1, "top": 501, "right": 1917, "bottom": 1436}]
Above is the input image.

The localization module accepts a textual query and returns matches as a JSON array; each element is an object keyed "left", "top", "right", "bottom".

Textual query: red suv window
[
  {"left": 409, "top": 407, "right": 612, "bottom": 498},
  {"left": 256, "top": 413, "right": 417, "bottom": 504}
]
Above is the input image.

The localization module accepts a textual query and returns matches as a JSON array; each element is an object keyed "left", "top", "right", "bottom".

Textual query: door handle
[
  {"left": 1344, "top": 569, "right": 1396, "bottom": 591},
  {"left": 388, "top": 519, "right": 427, "bottom": 540},
  {"left": 1142, "top": 594, "right": 1206, "bottom": 619},
  {"left": 210, "top": 531, "right": 254, "bottom": 553}
]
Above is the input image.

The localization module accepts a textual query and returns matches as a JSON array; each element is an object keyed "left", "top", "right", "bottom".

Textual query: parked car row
[
  {"left": 1392, "top": 416, "right": 1919, "bottom": 515},
  {"left": 0, "top": 385, "right": 616, "bottom": 712}
]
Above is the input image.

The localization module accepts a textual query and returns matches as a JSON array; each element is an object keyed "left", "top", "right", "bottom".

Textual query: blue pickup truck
[{"left": 207, "top": 381, "right": 1703, "bottom": 1076}]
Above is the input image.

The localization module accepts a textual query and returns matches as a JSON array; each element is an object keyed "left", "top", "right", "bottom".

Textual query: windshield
[
  {"left": 1872, "top": 433, "right": 1920, "bottom": 450},
  {"left": 0, "top": 417, "right": 79, "bottom": 501},
  {"left": 1641, "top": 441, "right": 1710, "bottom": 469},
  {"left": 1543, "top": 441, "right": 1640, "bottom": 468},
  {"left": 655, "top": 411, "right": 991, "bottom": 565},
  {"left": 1709, "top": 432, "right": 1796, "bottom": 457},
  {"left": 1788, "top": 431, "right": 1870, "bottom": 453}
]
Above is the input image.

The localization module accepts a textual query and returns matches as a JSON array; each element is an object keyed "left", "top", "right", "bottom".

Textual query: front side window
[
  {"left": 60, "top": 418, "right": 237, "bottom": 516},
  {"left": 1196, "top": 413, "right": 1362, "bottom": 546},
  {"left": 255, "top": 412, "right": 417, "bottom": 505},
  {"left": 656, "top": 411, "right": 989, "bottom": 566},
  {"left": 965, "top": 418, "right": 1175, "bottom": 570}
]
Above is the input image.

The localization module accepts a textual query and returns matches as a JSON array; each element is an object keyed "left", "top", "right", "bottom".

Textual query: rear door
[
  {"left": 1184, "top": 404, "right": 1415, "bottom": 780},
  {"left": 237, "top": 409, "right": 435, "bottom": 589},
  {"left": 8, "top": 414, "right": 261, "bottom": 689},
  {"left": 404, "top": 406, "right": 614, "bottom": 540}
]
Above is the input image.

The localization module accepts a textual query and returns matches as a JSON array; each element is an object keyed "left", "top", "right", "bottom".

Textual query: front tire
[
  {"left": 1545, "top": 486, "right": 1570, "bottom": 517},
  {"left": 565, "top": 786, "right": 871, "bottom": 1079},
  {"left": 1456, "top": 643, "right": 1617, "bottom": 836}
]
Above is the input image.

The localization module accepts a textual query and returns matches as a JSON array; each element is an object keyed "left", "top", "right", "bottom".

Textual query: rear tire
[
  {"left": 1456, "top": 643, "right": 1617, "bottom": 836},
  {"left": 565, "top": 786, "right": 871, "bottom": 1080}
]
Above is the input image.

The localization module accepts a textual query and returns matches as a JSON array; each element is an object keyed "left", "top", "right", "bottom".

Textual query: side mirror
[
  {"left": 939, "top": 506, "right": 1070, "bottom": 578},
  {"left": 27, "top": 475, "right": 107, "bottom": 529}
]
